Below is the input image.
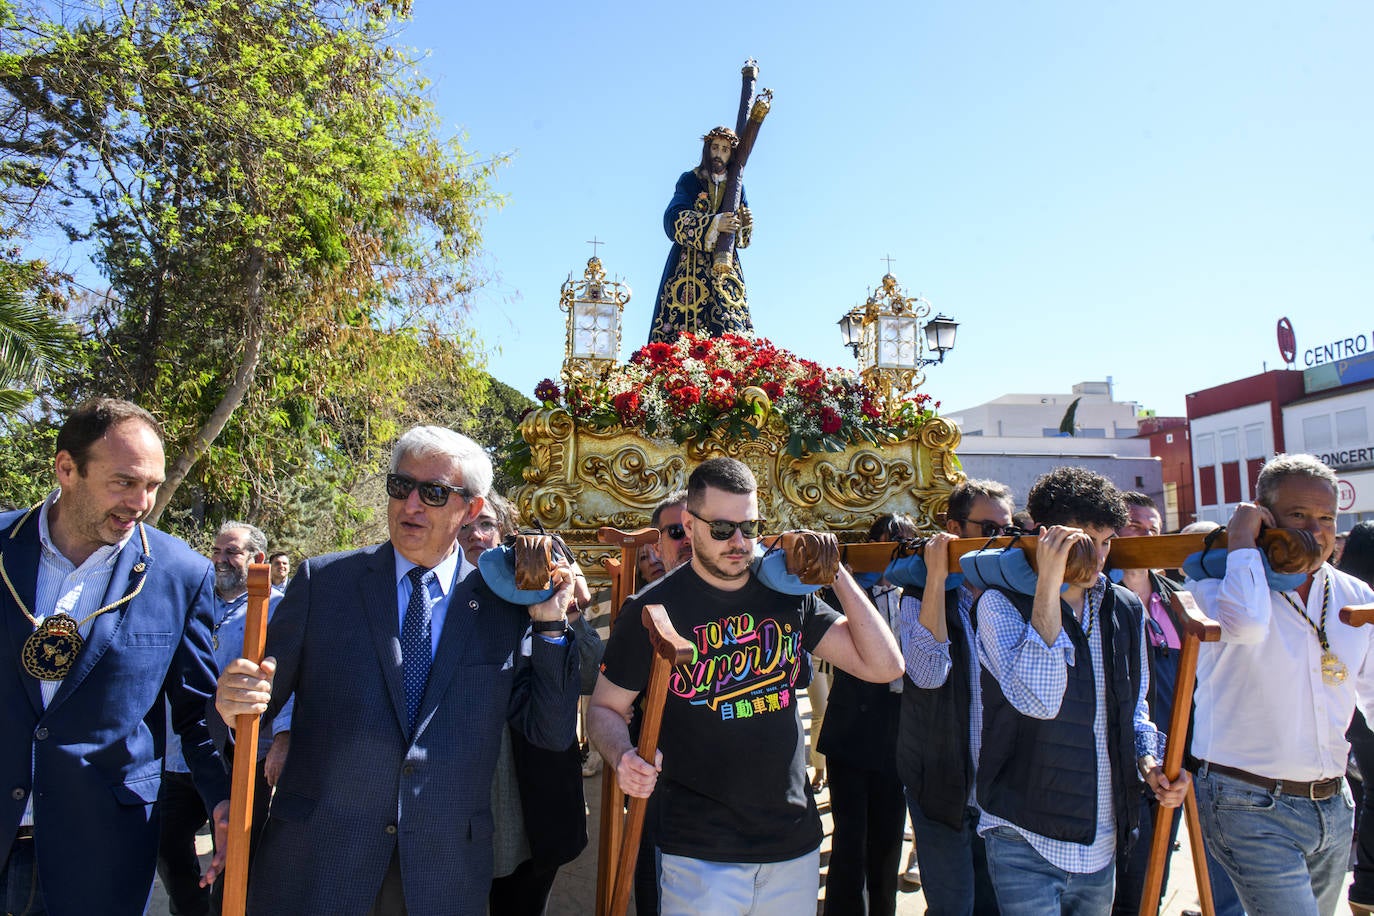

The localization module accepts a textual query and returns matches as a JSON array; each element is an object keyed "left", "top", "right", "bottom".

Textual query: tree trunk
[{"left": 147, "top": 249, "right": 266, "bottom": 526}]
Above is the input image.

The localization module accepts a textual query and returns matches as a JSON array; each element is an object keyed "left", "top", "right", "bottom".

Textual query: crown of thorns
[{"left": 701, "top": 126, "right": 740, "bottom": 147}]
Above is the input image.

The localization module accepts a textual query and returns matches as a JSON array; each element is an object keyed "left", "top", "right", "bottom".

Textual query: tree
[
  {"left": 0, "top": 0, "right": 501, "bottom": 535},
  {"left": 0, "top": 257, "right": 75, "bottom": 414}
]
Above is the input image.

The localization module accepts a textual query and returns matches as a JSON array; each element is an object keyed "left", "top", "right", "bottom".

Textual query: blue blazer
[
  {"left": 0, "top": 505, "right": 229, "bottom": 916},
  {"left": 246, "top": 542, "right": 580, "bottom": 916}
]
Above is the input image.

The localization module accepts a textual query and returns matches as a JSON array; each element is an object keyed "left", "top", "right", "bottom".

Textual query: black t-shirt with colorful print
[{"left": 600, "top": 563, "right": 840, "bottom": 863}]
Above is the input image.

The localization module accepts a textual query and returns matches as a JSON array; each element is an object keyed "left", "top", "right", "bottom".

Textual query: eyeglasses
[
  {"left": 385, "top": 473, "right": 470, "bottom": 508},
  {"left": 463, "top": 519, "right": 500, "bottom": 535},
  {"left": 663, "top": 524, "right": 686, "bottom": 541},
  {"left": 686, "top": 511, "right": 766, "bottom": 541},
  {"left": 954, "top": 518, "right": 1009, "bottom": 538}
]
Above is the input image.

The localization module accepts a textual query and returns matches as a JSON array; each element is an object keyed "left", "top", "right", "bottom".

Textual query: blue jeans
[
  {"left": 659, "top": 847, "right": 820, "bottom": 916},
  {"left": 906, "top": 790, "right": 998, "bottom": 916},
  {"left": 984, "top": 826, "right": 1115, "bottom": 916},
  {"left": 1, "top": 835, "right": 44, "bottom": 916},
  {"left": 1195, "top": 766, "right": 1354, "bottom": 916}
]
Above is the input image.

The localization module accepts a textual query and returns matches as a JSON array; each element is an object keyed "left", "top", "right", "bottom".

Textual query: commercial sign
[
  {"left": 1319, "top": 447, "right": 1374, "bottom": 473},
  {"left": 1338, "top": 478, "right": 1357, "bottom": 512},
  {"left": 1305, "top": 330, "right": 1374, "bottom": 367},
  {"left": 1277, "top": 317, "right": 1296, "bottom": 365}
]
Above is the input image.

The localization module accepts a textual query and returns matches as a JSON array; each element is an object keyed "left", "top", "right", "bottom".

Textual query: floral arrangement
[{"left": 527, "top": 332, "right": 940, "bottom": 459}]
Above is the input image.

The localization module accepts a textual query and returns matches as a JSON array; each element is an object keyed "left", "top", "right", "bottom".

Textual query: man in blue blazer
[
  {"left": 1, "top": 398, "right": 230, "bottom": 915},
  {"left": 216, "top": 425, "right": 580, "bottom": 916}
]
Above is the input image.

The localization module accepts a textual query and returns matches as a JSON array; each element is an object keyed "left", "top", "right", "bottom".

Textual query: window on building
[
  {"left": 1196, "top": 433, "right": 1216, "bottom": 467},
  {"left": 1244, "top": 424, "right": 1265, "bottom": 459},
  {"left": 1199, "top": 465, "right": 1218, "bottom": 506},
  {"left": 1336, "top": 408, "right": 1368, "bottom": 447},
  {"left": 1220, "top": 430, "right": 1239, "bottom": 463},
  {"left": 1303, "top": 415, "right": 1333, "bottom": 451},
  {"left": 1221, "top": 461, "right": 1242, "bottom": 503},
  {"left": 1165, "top": 433, "right": 1174, "bottom": 444}
]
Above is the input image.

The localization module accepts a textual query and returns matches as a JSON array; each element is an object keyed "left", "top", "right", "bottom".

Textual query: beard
[
  {"left": 216, "top": 565, "right": 248, "bottom": 596},
  {"left": 709, "top": 155, "right": 728, "bottom": 175},
  {"left": 694, "top": 545, "right": 752, "bottom": 582}
]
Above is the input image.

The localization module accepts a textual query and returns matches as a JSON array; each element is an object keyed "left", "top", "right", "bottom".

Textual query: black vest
[
  {"left": 976, "top": 583, "right": 1143, "bottom": 849},
  {"left": 896, "top": 587, "right": 973, "bottom": 831}
]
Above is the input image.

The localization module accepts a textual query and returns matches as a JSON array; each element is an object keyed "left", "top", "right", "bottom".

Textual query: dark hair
[
  {"left": 651, "top": 489, "right": 688, "bottom": 528},
  {"left": 1012, "top": 510, "right": 1035, "bottom": 532},
  {"left": 947, "top": 479, "right": 1013, "bottom": 523},
  {"left": 1026, "top": 466, "right": 1129, "bottom": 530},
  {"left": 1121, "top": 491, "right": 1158, "bottom": 511},
  {"left": 268, "top": 552, "right": 289, "bottom": 563},
  {"left": 867, "top": 513, "right": 918, "bottom": 543},
  {"left": 1339, "top": 523, "right": 1374, "bottom": 587},
  {"left": 56, "top": 398, "right": 163, "bottom": 472},
  {"left": 687, "top": 457, "right": 755, "bottom": 512}
]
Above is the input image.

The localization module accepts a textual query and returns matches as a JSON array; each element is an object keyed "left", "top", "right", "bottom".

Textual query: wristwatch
[{"left": 531, "top": 617, "right": 568, "bottom": 635}]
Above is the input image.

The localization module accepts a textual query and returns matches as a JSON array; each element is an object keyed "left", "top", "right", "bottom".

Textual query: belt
[
  {"left": 1201, "top": 760, "right": 1343, "bottom": 800},
  {"left": 14, "top": 825, "right": 34, "bottom": 840}
]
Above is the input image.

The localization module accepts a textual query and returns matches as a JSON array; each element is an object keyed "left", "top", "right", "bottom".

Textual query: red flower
[
  {"left": 645, "top": 342, "right": 674, "bottom": 366},
  {"left": 533, "top": 378, "right": 562, "bottom": 403},
  {"left": 861, "top": 397, "right": 881, "bottom": 419},
  {"left": 688, "top": 338, "right": 713, "bottom": 361},
  {"left": 612, "top": 390, "right": 645, "bottom": 424},
  {"left": 820, "top": 407, "right": 843, "bottom": 435},
  {"left": 708, "top": 367, "right": 735, "bottom": 384},
  {"left": 705, "top": 382, "right": 737, "bottom": 411},
  {"left": 669, "top": 385, "right": 702, "bottom": 411},
  {"left": 761, "top": 381, "right": 784, "bottom": 401}
]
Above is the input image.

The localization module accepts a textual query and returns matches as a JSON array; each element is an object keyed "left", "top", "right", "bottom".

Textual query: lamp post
[
  {"left": 560, "top": 256, "right": 632, "bottom": 391},
  {"left": 837, "top": 272, "right": 957, "bottom": 408}
]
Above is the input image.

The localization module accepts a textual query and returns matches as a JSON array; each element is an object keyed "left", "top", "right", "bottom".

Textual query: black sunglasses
[
  {"left": 663, "top": 523, "right": 686, "bottom": 541},
  {"left": 687, "top": 511, "right": 766, "bottom": 541},
  {"left": 954, "top": 517, "right": 1009, "bottom": 538},
  {"left": 386, "top": 473, "right": 470, "bottom": 508}
]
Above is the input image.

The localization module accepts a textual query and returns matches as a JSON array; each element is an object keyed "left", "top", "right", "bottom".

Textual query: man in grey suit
[{"left": 215, "top": 426, "right": 580, "bottom": 916}]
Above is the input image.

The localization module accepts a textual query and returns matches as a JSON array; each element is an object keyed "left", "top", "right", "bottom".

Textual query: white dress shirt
[{"left": 1187, "top": 550, "right": 1374, "bottom": 781}]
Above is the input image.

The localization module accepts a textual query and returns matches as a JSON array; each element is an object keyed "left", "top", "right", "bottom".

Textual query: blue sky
[{"left": 408, "top": 1, "right": 1373, "bottom": 418}]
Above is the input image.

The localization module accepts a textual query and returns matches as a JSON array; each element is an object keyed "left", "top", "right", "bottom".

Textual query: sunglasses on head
[
  {"left": 663, "top": 523, "right": 686, "bottom": 541},
  {"left": 955, "top": 517, "right": 1009, "bottom": 538},
  {"left": 385, "top": 473, "right": 470, "bottom": 508},
  {"left": 688, "top": 511, "right": 766, "bottom": 541}
]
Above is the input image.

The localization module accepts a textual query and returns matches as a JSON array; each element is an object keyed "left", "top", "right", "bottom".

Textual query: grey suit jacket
[{"left": 245, "top": 541, "right": 579, "bottom": 916}]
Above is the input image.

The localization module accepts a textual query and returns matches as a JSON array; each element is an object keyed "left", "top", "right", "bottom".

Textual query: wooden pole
[
  {"left": 594, "top": 527, "right": 660, "bottom": 916},
  {"left": 221, "top": 563, "right": 271, "bottom": 916},
  {"left": 1139, "top": 591, "right": 1221, "bottom": 916},
  {"left": 608, "top": 604, "right": 693, "bottom": 916}
]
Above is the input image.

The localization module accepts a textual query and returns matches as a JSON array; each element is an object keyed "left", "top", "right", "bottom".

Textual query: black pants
[
  {"left": 1112, "top": 789, "right": 1182, "bottom": 916},
  {"left": 488, "top": 856, "right": 561, "bottom": 915},
  {"left": 1350, "top": 709, "right": 1374, "bottom": 907},
  {"left": 823, "top": 759, "right": 906, "bottom": 916},
  {"left": 1, "top": 832, "right": 43, "bottom": 916},
  {"left": 157, "top": 760, "right": 272, "bottom": 916}
]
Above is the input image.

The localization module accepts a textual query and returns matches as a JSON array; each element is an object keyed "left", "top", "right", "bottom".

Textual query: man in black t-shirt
[{"left": 589, "top": 457, "right": 905, "bottom": 915}]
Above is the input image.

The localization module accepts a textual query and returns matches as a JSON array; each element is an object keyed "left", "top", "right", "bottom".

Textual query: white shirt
[{"left": 1187, "top": 550, "right": 1374, "bottom": 781}]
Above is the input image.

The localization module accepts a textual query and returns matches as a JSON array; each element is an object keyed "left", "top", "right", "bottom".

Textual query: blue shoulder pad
[
  {"left": 1182, "top": 548, "right": 1306, "bottom": 592},
  {"left": 881, "top": 552, "right": 964, "bottom": 592},
  {"left": 752, "top": 543, "right": 824, "bottom": 596},
  {"left": 477, "top": 545, "right": 555, "bottom": 605},
  {"left": 960, "top": 547, "right": 1039, "bottom": 597}
]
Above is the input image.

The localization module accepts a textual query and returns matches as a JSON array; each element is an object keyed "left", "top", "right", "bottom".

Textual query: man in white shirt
[{"left": 1188, "top": 453, "right": 1374, "bottom": 916}]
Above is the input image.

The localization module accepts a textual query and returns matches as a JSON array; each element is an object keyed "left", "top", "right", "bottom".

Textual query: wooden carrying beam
[
  {"left": 1139, "top": 592, "right": 1221, "bottom": 916},
  {"left": 830, "top": 528, "right": 1318, "bottom": 577},
  {"left": 594, "top": 527, "right": 660, "bottom": 916},
  {"left": 607, "top": 604, "right": 693, "bottom": 916},
  {"left": 222, "top": 563, "right": 272, "bottom": 916}
]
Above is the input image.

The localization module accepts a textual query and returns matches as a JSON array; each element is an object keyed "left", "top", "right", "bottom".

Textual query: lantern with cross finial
[{"left": 560, "top": 244, "right": 632, "bottom": 390}]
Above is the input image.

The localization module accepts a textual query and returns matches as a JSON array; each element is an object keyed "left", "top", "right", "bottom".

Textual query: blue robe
[{"left": 648, "top": 168, "right": 753, "bottom": 342}]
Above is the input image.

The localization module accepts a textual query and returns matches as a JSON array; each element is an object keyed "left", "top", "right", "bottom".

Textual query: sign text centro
[{"left": 1306, "top": 331, "right": 1373, "bottom": 367}]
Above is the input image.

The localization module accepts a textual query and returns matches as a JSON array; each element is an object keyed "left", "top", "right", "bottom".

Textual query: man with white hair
[
  {"left": 1189, "top": 453, "right": 1374, "bottom": 916},
  {"left": 215, "top": 426, "right": 581, "bottom": 916}
]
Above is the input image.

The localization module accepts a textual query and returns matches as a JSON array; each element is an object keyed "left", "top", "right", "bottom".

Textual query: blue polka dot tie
[{"left": 402, "top": 566, "right": 434, "bottom": 732}]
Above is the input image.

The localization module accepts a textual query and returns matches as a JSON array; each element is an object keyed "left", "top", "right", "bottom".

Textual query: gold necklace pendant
[
  {"left": 21, "top": 613, "right": 84, "bottom": 680},
  {"left": 1321, "top": 650, "right": 1348, "bottom": 687}
]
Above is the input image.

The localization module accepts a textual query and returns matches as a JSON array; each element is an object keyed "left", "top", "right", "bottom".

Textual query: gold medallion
[
  {"left": 1321, "top": 650, "right": 1348, "bottom": 686},
  {"left": 21, "top": 613, "right": 84, "bottom": 680}
]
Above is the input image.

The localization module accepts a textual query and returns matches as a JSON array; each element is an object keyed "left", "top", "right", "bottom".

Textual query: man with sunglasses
[
  {"left": 589, "top": 457, "right": 903, "bottom": 915},
  {"left": 214, "top": 426, "right": 580, "bottom": 916},
  {"left": 652, "top": 490, "right": 693, "bottom": 578},
  {"left": 897, "top": 478, "right": 1014, "bottom": 915}
]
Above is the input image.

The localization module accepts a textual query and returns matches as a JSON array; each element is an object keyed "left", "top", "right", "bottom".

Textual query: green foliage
[{"left": 0, "top": 0, "right": 507, "bottom": 549}]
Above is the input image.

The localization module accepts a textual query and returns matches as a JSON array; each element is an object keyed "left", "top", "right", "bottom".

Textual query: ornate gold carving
[{"left": 510, "top": 409, "right": 965, "bottom": 587}]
